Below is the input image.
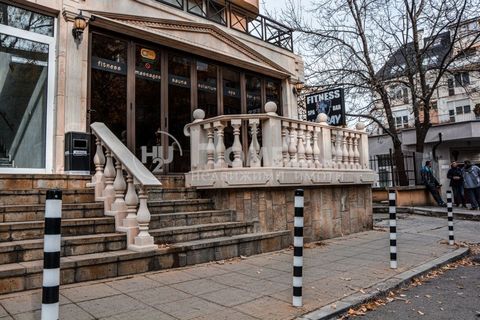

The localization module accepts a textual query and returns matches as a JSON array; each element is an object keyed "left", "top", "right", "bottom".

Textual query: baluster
[
  {"left": 130, "top": 186, "right": 157, "bottom": 251},
  {"left": 342, "top": 131, "right": 349, "bottom": 168},
  {"left": 331, "top": 131, "right": 337, "bottom": 167},
  {"left": 103, "top": 150, "right": 115, "bottom": 212},
  {"left": 204, "top": 123, "right": 215, "bottom": 170},
  {"left": 348, "top": 132, "right": 355, "bottom": 169},
  {"left": 231, "top": 119, "right": 243, "bottom": 168},
  {"left": 305, "top": 126, "right": 314, "bottom": 168},
  {"left": 288, "top": 122, "right": 298, "bottom": 167},
  {"left": 313, "top": 127, "right": 321, "bottom": 168},
  {"left": 353, "top": 133, "right": 361, "bottom": 169},
  {"left": 123, "top": 172, "right": 138, "bottom": 228},
  {"left": 92, "top": 137, "right": 105, "bottom": 200},
  {"left": 214, "top": 121, "right": 226, "bottom": 169},
  {"left": 335, "top": 130, "right": 343, "bottom": 169},
  {"left": 110, "top": 159, "right": 127, "bottom": 229},
  {"left": 297, "top": 124, "right": 307, "bottom": 168},
  {"left": 281, "top": 122, "right": 290, "bottom": 167},
  {"left": 248, "top": 119, "right": 261, "bottom": 167}
]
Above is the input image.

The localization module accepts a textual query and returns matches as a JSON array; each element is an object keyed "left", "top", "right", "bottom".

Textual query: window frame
[{"left": 0, "top": 20, "right": 57, "bottom": 174}]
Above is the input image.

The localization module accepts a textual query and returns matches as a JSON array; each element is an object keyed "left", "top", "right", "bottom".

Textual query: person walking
[
  {"left": 421, "top": 160, "right": 446, "bottom": 207},
  {"left": 462, "top": 160, "right": 480, "bottom": 210},
  {"left": 447, "top": 161, "right": 466, "bottom": 207}
]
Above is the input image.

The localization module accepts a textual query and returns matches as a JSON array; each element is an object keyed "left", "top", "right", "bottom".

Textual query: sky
[{"left": 261, "top": 0, "right": 290, "bottom": 15}]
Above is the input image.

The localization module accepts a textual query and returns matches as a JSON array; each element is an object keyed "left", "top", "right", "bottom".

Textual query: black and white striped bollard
[
  {"left": 446, "top": 191, "right": 454, "bottom": 245},
  {"left": 41, "top": 190, "right": 62, "bottom": 320},
  {"left": 293, "top": 189, "right": 304, "bottom": 307},
  {"left": 389, "top": 190, "right": 397, "bottom": 269}
]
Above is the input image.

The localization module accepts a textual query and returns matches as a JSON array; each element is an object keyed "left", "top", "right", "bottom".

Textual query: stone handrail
[
  {"left": 184, "top": 103, "right": 374, "bottom": 188},
  {"left": 90, "top": 122, "right": 160, "bottom": 252}
]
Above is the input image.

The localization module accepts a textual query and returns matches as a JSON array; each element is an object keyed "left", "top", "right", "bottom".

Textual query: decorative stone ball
[
  {"left": 193, "top": 108, "right": 205, "bottom": 121},
  {"left": 356, "top": 122, "right": 366, "bottom": 130},
  {"left": 316, "top": 113, "right": 328, "bottom": 123},
  {"left": 265, "top": 101, "right": 277, "bottom": 114}
]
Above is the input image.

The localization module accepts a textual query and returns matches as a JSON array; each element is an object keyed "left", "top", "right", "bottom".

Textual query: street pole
[{"left": 292, "top": 189, "right": 304, "bottom": 307}]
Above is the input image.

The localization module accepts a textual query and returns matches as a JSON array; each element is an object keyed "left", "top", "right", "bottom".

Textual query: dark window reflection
[
  {"left": 0, "top": 3, "right": 54, "bottom": 36},
  {"left": 197, "top": 61, "right": 217, "bottom": 118},
  {"left": 90, "top": 34, "right": 128, "bottom": 144},
  {"left": 168, "top": 54, "right": 191, "bottom": 172},
  {"left": 246, "top": 74, "right": 262, "bottom": 114},
  {"left": 135, "top": 45, "right": 162, "bottom": 172},
  {"left": 266, "top": 79, "right": 282, "bottom": 115},
  {"left": 223, "top": 69, "right": 241, "bottom": 115}
]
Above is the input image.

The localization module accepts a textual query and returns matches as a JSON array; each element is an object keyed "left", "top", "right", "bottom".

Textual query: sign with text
[{"left": 306, "top": 88, "right": 345, "bottom": 126}]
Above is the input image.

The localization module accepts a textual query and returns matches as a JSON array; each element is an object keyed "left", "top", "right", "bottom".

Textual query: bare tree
[{"left": 279, "top": 0, "right": 480, "bottom": 185}]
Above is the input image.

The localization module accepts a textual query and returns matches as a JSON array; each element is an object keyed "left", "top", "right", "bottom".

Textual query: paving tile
[
  {"left": 233, "top": 296, "right": 303, "bottom": 320},
  {"left": 99, "top": 305, "right": 175, "bottom": 320},
  {"left": 231, "top": 279, "right": 290, "bottom": 295},
  {"left": 0, "top": 306, "right": 7, "bottom": 317},
  {"left": 192, "top": 309, "right": 259, "bottom": 320},
  {"left": 201, "top": 287, "right": 263, "bottom": 307},
  {"left": 127, "top": 286, "right": 192, "bottom": 307},
  {"left": 156, "top": 296, "right": 225, "bottom": 320},
  {"left": 77, "top": 294, "right": 145, "bottom": 318},
  {"left": 236, "top": 266, "right": 288, "bottom": 280},
  {"left": 145, "top": 270, "right": 198, "bottom": 285},
  {"left": 0, "top": 292, "right": 69, "bottom": 315},
  {"left": 104, "top": 276, "right": 161, "bottom": 293},
  {"left": 0, "top": 316, "right": 13, "bottom": 320},
  {"left": 171, "top": 279, "right": 228, "bottom": 295},
  {"left": 180, "top": 265, "right": 229, "bottom": 278},
  {"left": 13, "top": 304, "right": 95, "bottom": 320},
  {"left": 210, "top": 272, "right": 258, "bottom": 287},
  {"left": 62, "top": 283, "right": 121, "bottom": 303}
]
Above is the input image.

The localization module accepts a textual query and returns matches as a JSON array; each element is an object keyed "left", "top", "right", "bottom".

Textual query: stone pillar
[
  {"left": 262, "top": 102, "right": 283, "bottom": 167},
  {"left": 188, "top": 109, "right": 207, "bottom": 171}
]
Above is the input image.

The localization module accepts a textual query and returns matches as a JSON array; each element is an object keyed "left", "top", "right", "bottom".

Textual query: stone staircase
[{"left": 0, "top": 174, "right": 290, "bottom": 294}]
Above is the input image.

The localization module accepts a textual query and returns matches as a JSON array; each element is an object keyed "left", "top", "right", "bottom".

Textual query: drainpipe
[{"left": 432, "top": 133, "right": 443, "bottom": 161}]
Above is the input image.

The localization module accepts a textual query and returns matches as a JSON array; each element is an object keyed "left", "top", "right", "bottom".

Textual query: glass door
[{"left": 134, "top": 45, "right": 162, "bottom": 173}]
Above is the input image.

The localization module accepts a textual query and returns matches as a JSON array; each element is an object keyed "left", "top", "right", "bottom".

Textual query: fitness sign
[{"left": 306, "top": 88, "right": 346, "bottom": 126}]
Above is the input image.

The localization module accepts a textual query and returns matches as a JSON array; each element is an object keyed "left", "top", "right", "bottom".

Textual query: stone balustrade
[
  {"left": 90, "top": 122, "right": 161, "bottom": 252},
  {"left": 184, "top": 103, "right": 375, "bottom": 188}
]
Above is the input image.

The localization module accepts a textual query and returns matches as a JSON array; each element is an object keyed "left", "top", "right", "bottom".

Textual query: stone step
[
  {"left": 0, "top": 199, "right": 215, "bottom": 223},
  {"left": 149, "top": 210, "right": 235, "bottom": 229},
  {"left": 0, "top": 174, "right": 91, "bottom": 191},
  {"left": 151, "top": 222, "right": 253, "bottom": 244},
  {"left": 148, "top": 188, "right": 199, "bottom": 201},
  {"left": 0, "top": 230, "right": 290, "bottom": 294},
  {"left": 0, "top": 217, "right": 115, "bottom": 241},
  {"left": 0, "top": 233, "right": 126, "bottom": 264},
  {"left": 155, "top": 174, "right": 186, "bottom": 189},
  {"left": 0, "top": 189, "right": 95, "bottom": 206}
]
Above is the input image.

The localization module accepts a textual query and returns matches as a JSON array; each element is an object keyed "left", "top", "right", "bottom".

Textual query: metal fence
[{"left": 370, "top": 150, "right": 420, "bottom": 187}]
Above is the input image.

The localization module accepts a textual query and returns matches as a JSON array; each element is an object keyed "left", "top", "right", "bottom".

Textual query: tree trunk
[{"left": 393, "top": 142, "right": 409, "bottom": 186}]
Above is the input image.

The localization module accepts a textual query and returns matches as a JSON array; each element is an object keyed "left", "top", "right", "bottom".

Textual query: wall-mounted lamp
[
  {"left": 72, "top": 10, "right": 88, "bottom": 43},
  {"left": 293, "top": 81, "right": 304, "bottom": 95}
]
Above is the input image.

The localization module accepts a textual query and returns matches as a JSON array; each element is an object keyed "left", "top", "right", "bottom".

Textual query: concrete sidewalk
[
  {"left": 0, "top": 215, "right": 478, "bottom": 320},
  {"left": 373, "top": 204, "right": 480, "bottom": 221}
]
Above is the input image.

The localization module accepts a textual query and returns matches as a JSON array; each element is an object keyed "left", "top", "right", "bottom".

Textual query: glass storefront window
[
  {"left": 90, "top": 34, "right": 128, "bottom": 143},
  {"left": 197, "top": 61, "right": 217, "bottom": 117},
  {"left": 246, "top": 74, "right": 262, "bottom": 114},
  {"left": 0, "top": 3, "right": 54, "bottom": 36},
  {"left": 168, "top": 54, "right": 191, "bottom": 172},
  {"left": 223, "top": 69, "right": 241, "bottom": 114},
  {"left": 0, "top": 34, "right": 49, "bottom": 168},
  {"left": 135, "top": 45, "right": 162, "bottom": 171},
  {"left": 266, "top": 79, "right": 281, "bottom": 115}
]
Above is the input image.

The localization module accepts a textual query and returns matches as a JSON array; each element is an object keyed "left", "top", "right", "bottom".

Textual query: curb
[
  {"left": 373, "top": 206, "right": 480, "bottom": 221},
  {"left": 296, "top": 247, "right": 470, "bottom": 320}
]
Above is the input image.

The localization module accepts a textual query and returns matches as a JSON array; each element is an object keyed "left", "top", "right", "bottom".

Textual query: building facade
[
  {"left": 0, "top": 0, "right": 304, "bottom": 174},
  {"left": 368, "top": 18, "right": 480, "bottom": 190}
]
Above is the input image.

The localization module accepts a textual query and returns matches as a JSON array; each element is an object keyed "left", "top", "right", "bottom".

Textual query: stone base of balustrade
[
  {"left": 128, "top": 236, "right": 157, "bottom": 252},
  {"left": 185, "top": 168, "right": 377, "bottom": 189}
]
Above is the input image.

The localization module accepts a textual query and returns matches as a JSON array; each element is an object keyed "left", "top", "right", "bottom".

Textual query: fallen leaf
[{"left": 418, "top": 311, "right": 425, "bottom": 315}]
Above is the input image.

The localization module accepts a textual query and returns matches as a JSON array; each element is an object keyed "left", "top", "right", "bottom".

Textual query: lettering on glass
[{"left": 91, "top": 57, "right": 127, "bottom": 75}]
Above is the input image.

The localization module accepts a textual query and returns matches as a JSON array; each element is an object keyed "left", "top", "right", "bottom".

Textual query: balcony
[{"left": 154, "top": 0, "right": 293, "bottom": 51}]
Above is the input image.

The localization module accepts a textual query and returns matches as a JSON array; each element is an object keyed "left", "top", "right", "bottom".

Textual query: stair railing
[{"left": 90, "top": 122, "right": 161, "bottom": 252}]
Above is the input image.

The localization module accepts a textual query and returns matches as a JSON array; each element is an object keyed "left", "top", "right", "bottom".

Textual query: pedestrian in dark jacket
[
  {"left": 462, "top": 160, "right": 480, "bottom": 210},
  {"left": 421, "top": 160, "right": 446, "bottom": 206},
  {"left": 447, "top": 161, "right": 466, "bottom": 207}
]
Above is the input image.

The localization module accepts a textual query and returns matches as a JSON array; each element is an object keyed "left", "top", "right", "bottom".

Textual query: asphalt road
[{"left": 360, "top": 255, "right": 480, "bottom": 320}]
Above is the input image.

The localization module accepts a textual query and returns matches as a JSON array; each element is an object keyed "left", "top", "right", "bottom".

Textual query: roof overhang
[{"left": 89, "top": 12, "right": 293, "bottom": 79}]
